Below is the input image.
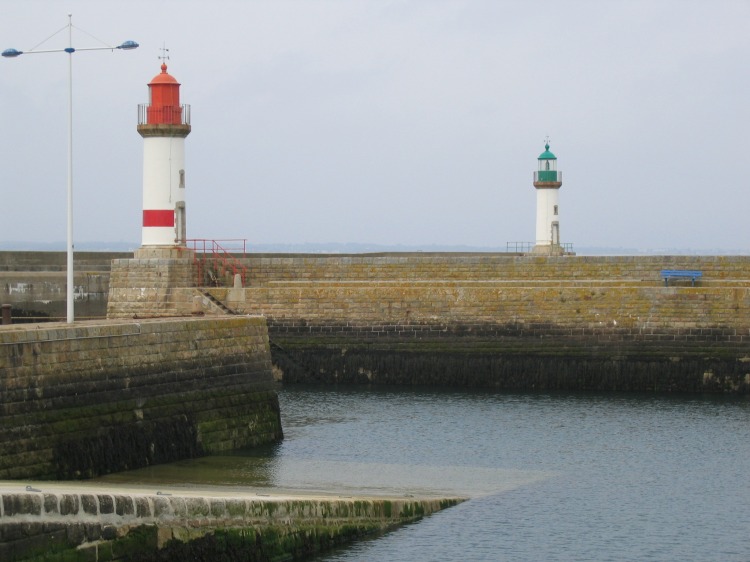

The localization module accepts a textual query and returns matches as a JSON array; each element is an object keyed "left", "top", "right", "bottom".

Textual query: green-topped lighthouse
[{"left": 533, "top": 141, "right": 564, "bottom": 255}]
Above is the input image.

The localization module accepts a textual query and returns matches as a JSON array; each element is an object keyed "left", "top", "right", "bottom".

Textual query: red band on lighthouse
[{"left": 143, "top": 209, "right": 175, "bottom": 227}]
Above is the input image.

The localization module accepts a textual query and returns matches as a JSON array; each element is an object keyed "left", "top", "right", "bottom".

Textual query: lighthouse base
[
  {"left": 108, "top": 247, "right": 197, "bottom": 318},
  {"left": 532, "top": 244, "right": 572, "bottom": 256},
  {"left": 135, "top": 246, "right": 193, "bottom": 260}
]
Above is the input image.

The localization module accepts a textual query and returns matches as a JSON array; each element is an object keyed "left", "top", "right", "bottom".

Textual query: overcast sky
[{"left": 1, "top": 0, "right": 748, "bottom": 253}]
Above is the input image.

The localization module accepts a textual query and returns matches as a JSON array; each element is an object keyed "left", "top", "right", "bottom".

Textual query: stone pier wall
[
  {"left": 0, "top": 317, "right": 282, "bottom": 480},
  {"left": 209, "top": 254, "right": 750, "bottom": 392},
  {"left": 241, "top": 253, "right": 750, "bottom": 284},
  {"left": 12, "top": 251, "right": 750, "bottom": 392},
  {"left": 107, "top": 248, "right": 196, "bottom": 319},
  {"left": 222, "top": 255, "right": 750, "bottom": 331},
  {"left": 0, "top": 251, "right": 132, "bottom": 321}
]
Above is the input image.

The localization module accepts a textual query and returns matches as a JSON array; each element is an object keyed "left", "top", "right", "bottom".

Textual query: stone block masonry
[
  {"left": 82, "top": 252, "right": 750, "bottom": 392},
  {"left": 107, "top": 248, "right": 196, "bottom": 319},
  {"left": 0, "top": 486, "right": 462, "bottom": 561},
  {"left": 240, "top": 253, "right": 750, "bottom": 285},
  {"left": 0, "top": 317, "right": 282, "bottom": 480},
  {"left": 213, "top": 254, "right": 750, "bottom": 393},
  {"left": 0, "top": 251, "right": 132, "bottom": 321}
]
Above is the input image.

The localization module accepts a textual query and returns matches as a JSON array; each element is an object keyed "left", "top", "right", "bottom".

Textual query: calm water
[{"left": 98, "top": 385, "right": 750, "bottom": 561}]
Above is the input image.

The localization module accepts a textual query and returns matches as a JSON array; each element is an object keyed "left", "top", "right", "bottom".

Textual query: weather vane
[
  {"left": 158, "top": 43, "right": 170, "bottom": 63},
  {"left": 544, "top": 135, "right": 551, "bottom": 146}
]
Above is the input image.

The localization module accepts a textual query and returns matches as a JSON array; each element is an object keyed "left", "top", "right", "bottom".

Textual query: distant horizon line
[{"left": 1, "top": 241, "right": 749, "bottom": 256}]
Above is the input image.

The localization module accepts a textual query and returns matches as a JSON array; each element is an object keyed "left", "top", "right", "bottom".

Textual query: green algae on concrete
[
  {"left": 0, "top": 487, "right": 463, "bottom": 562},
  {"left": 270, "top": 336, "right": 750, "bottom": 393}
]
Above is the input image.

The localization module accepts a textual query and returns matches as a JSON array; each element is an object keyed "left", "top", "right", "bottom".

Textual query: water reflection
[{"left": 97, "top": 450, "right": 550, "bottom": 498}]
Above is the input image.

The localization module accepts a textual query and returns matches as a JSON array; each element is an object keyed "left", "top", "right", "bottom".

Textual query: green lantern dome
[
  {"left": 535, "top": 141, "right": 560, "bottom": 183},
  {"left": 538, "top": 143, "right": 556, "bottom": 160}
]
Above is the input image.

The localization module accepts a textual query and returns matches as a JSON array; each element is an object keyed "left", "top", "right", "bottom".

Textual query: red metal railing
[
  {"left": 138, "top": 104, "right": 191, "bottom": 126},
  {"left": 187, "top": 239, "right": 248, "bottom": 287}
]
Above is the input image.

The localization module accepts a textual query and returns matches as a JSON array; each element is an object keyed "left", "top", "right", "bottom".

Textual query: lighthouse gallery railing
[
  {"left": 138, "top": 103, "right": 191, "bottom": 126},
  {"left": 533, "top": 170, "right": 562, "bottom": 183}
]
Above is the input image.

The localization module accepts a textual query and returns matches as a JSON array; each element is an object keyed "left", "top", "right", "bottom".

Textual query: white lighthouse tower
[
  {"left": 532, "top": 141, "right": 564, "bottom": 255},
  {"left": 137, "top": 63, "right": 191, "bottom": 247}
]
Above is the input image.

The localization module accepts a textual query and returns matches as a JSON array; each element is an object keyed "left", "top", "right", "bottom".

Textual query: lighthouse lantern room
[
  {"left": 532, "top": 141, "right": 564, "bottom": 255},
  {"left": 137, "top": 63, "right": 191, "bottom": 247}
]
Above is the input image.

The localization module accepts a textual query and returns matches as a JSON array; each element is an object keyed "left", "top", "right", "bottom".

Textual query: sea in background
[{"left": 97, "top": 385, "right": 750, "bottom": 561}]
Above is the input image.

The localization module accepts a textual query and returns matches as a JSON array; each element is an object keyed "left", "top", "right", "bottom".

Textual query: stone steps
[{"left": 0, "top": 487, "right": 463, "bottom": 562}]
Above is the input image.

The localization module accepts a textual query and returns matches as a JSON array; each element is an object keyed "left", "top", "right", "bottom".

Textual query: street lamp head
[
  {"left": 3, "top": 42, "right": 137, "bottom": 58},
  {"left": 118, "top": 41, "right": 139, "bottom": 51}
]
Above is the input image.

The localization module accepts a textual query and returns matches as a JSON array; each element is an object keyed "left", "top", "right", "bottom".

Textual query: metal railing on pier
[
  {"left": 187, "top": 239, "right": 248, "bottom": 287},
  {"left": 506, "top": 242, "right": 575, "bottom": 254},
  {"left": 507, "top": 242, "right": 534, "bottom": 253}
]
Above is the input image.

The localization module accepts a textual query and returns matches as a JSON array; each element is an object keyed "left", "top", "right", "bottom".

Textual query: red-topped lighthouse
[{"left": 137, "top": 63, "right": 191, "bottom": 247}]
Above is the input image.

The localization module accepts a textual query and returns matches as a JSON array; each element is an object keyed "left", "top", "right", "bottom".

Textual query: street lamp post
[{"left": 3, "top": 14, "right": 138, "bottom": 323}]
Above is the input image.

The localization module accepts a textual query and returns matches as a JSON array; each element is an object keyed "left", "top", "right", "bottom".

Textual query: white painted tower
[
  {"left": 532, "top": 142, "right": 563, "bottom": 255},
  {"left": 137, "top": 63, "right": 191, "bottom": 247}
]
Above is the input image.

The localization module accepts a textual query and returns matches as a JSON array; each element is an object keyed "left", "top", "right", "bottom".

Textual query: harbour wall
[
  {"left": 0, "top": 316, "right": 282, "bottom": 480},
  {"left": 195, "top": 254, "right": 750, "bottom": 393},
  {"left": 0, "top": 251, "right": 132, "bottom": 321},
  {"left": 0, "top": 486, "right": 460, "bottom": 561},
  {"left": 7, "top": 251, "right": 750, "bottom": 392}
]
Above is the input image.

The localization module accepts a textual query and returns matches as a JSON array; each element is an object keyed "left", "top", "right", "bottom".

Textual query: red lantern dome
[{"left": 146, "top": 63, "right": 182, "bottom": 124}]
